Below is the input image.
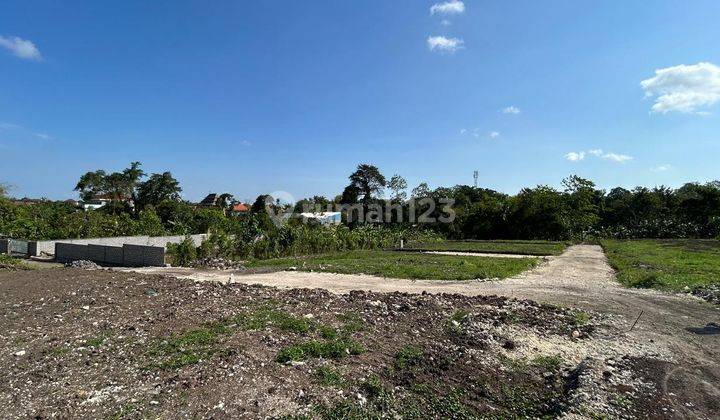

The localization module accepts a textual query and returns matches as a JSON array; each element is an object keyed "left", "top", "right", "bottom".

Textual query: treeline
[
  {"left": 411, "top": 177, "right": 720, "bottom": 240},
  {"left": 1, "top": 163, "right": 719, "bottom": 243}
]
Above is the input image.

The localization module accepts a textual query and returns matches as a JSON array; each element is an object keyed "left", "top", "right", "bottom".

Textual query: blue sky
[{"left": 1, "top": 1, "right": 719, "bottom": 202}]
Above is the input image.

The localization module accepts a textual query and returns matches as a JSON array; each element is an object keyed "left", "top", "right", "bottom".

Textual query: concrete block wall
[
  {"left": 28, "top": 234, "right": 208, "bottom": 257},
  {"left": 55, "top": 243, "right": 90, "bottom": 263},
  {"left": 55, "top": 242, "right": 166, "bottom": 267},
  {"left": 122, "top": 244, "right": 165, "bottom": 266}
]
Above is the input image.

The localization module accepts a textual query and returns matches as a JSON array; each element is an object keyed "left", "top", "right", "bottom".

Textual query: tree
[
  {"left": 0, "top": 182, "right": 9, "bottom": 198},
  {"left": 347, "top": 164, "right": 386, "bottom": 204},
  {"left": 562, "top": 175, "right": 600, "bottom": 239},
  {"left": 74, "top": 162, "right": 147, "bottom": 203},
  {"left": 388, "top": 174, "right": 408, "bottom": 202},
  {"left": 411, "top": 183, "right": 431, "bottom": 198},
  {"left": 136, "top": 172, "right": 182, "bottom": 209}
]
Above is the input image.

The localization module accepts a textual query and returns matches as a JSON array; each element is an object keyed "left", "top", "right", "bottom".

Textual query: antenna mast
[{"left": 473, "top": 170, "right": 479, "bottom": 188}]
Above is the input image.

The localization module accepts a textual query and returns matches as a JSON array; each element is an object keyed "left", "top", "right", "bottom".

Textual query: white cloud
[
  {"left": 601, "top": 152, "right": 633, "bottom": 163},
  {"left": 564, "top": 152, "right": 585, "bottom": 162},
  {"left": 651, "top": 164, "right": 672, "bottom": 172},
  {"left": 459, "top": 128, "right": 467, "bottom": 134},
  {"left": 489, "top": 131, "right": 500, "bottom": 139},
  {"left": 427, "top": 36, "right": 464, "bottom": 53},
  {"left": 501, "top": 106, "right": 521, "bottom": 115},
  {"left": 0, "top": 36, "right": 42, "bottom": 61},
  {"left": 566, "top": 148, "right": 633, "bottom": 163},
  {"left": 0, "top": 121, "right": 53, "bottom": 141},
  {"left": 640, "top": 62, "right": 720, "bottom": 114},
  {"left": 440, "top": 19, "right": 452, "bottom": 27},
  {"left": 430, "top": 0, "right": 465, "bottom": 15}
]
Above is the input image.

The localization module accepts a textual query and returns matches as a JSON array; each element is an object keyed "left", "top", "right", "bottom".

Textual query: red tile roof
[{"left": 232, "top": 203, "right": 249, "bottom": 212}]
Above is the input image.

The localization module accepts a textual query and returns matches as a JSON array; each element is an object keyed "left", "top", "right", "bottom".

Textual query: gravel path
[{"left": 126, "top": 245, "right": 720, "bottom": 417}]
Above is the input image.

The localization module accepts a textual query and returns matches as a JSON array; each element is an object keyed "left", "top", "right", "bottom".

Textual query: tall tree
[
  {"left": 388, "top": 174, "right": 408, "bottom": 202},
  {"left": 347, "top": 164, "right": 386, "bottom": 204},
  {"left": 136, "top": 172, "right": 182, "bottom": 209}
]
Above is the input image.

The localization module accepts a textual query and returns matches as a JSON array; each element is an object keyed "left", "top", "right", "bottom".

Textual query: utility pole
[{"left": 473, "top": 170, "right": 479, "bottom": 188}]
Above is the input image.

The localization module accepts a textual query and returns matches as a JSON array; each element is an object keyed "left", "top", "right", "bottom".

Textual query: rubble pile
[
  {"left": 193, "top": 257, "right": 245, "bottom": 270},
  {"left": 65, "top": 260, "right": 101, "bottom": 270}
]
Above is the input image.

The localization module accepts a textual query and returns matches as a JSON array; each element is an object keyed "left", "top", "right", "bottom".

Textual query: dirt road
[{"left": 127, "top": 245, "right": 720, "bottom": 417}]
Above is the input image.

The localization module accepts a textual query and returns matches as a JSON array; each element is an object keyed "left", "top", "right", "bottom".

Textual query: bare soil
[{"left": 123, "top": 245, "right": 720, "bottom": 418}]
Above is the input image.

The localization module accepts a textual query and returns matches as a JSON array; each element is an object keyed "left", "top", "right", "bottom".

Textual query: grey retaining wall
[
  {"left": 55, "top": 242, "right": 166, "bottom": 267},
  {"left": 28, "top": 234, "right": 208, "bottom": 256}
]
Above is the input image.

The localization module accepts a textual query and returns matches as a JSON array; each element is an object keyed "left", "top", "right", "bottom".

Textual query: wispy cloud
[
  {"left": 651, "top": 164, "right": 672, "bottom": 172},
  {"left": 601, "top": 152, "right": 633, "bottom": 163},
  {"left": 0, "top": 121, "right": 53, "bottom": 141},
  {"left": 427, "top": 36, "right": 464, "bottom": 53},
  {"left": 565, "top": 148, "right": 633, "bottom": 163},
  {"left": 489, "top": 131, "right": 500, "bottom": 139},
  {"left": 440, "top": 19, "right": 452, "bottom": 27},
  {"left": 564, "top": 152, "right": 585, "bottom": 162},
  {"left": 501, "top": 106, "right": 521, "bottom": 115},
  {"left": 0, "top": 35, "right": 42, "bottom": 61},
  {"left": 430, "top": 0, "right": 465, "bottom": 15},
  {"left": 640, "top": 62, "right": 720, "bottom": 114}
]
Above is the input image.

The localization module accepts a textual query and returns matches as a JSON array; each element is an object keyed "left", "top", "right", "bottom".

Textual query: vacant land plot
[
  {"left": 601, "top": 239, "right": 720, "bottom": 290},
  {"left": 246, "top": 250, "right": 538, "bottom": 280},
  {"left": 404, "top": 240, "right": 568, "bottom": 256},
  {"left": 0, "top": 268, "right": 680, "bottom": 418}
]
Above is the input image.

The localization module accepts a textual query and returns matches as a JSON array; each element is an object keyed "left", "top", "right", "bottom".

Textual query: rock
[
  {"left": 14, "top": 350, "right": 26, "bottom": 357},
  {"left": 571, "top": 330, "right": 581, "bottom": 339}
]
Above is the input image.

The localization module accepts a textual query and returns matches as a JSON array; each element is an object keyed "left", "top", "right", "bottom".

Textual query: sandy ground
[{"left": 125, "top": 245, "right": 720, "bottom": 418}]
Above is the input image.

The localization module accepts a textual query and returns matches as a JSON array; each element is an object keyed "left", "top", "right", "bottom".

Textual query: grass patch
[
  {"left": 313, "top": 366, "right": 345, "bottom": 387},
  {"left": 394, "top": 346, "right": 424, "bottom": 370},
  {"left": 276, "top": 338, "right": 364, "bottom": 363},
  {"left": 572, "top": 311, "right": 590, "bottom": 326},
  {"left": 404, "top": 240, "right": 568, "bottom": 256},
  {"left": 235, "top": 307, "right": 312, "bottom": 333},
  {"left": 0, "top": 254, "right": 34, "bottom": 271},
  {"left": 146, "top": 320, "right": 235, "bottom": 370},
  {"left": 601, "top": 239, "right": 720, "bottom": 291},
  {"left": 85, "top": 336, "right": 105, "bottom": 347},
  {"left": 247, "top": 250, "right": 538, "bottom": 280}
]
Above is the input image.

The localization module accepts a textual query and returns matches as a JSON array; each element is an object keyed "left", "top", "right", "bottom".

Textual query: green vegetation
[
  {"left": 394, "top": 346, "right": 424, "bottom": 370},
  {"left": 235, "top": 307, "right": 313, "bottom": 333},
  {"left": 313, "top": 366, "right": 345, "bottom": 387},
  {"left": 0, "top": 254, "right": 34, "bottom": 271},
  {"left": 405, "top": 239, "right": 568, "bottom": 255},
  {"left": 147, "top": 320, "right": 234, "bottom": 370},
  {"left": 601, "top": 239, "right": 720, "bottom": 290},
  {"left": 247, "top": 250, "right": 537, "bottom": 280},
  {"left": 276, "top": 338, "right": 364, "bottom": 363}
]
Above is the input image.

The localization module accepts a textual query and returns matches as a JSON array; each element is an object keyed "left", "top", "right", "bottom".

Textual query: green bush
[{"left": 166, "top": 237, "right": 197, "bottom": 266}]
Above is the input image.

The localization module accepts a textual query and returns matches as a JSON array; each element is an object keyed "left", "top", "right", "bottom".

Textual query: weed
[
  {"left": 276, "top": 338, "right": 364, "bottom": 363},
  {"left": 532, "top": 354, "right": 563, "bottom": 370},
  {"left": 86, "top": 336, "right": 106, "bottom": 347},
  {"left": 236, "top": 308, "right": 312, "bottom": 334},
  {"left": 572, "top": 311, "right": 590, "bottom": 326},
  {"left": 314, "top": 366, "right": 344, "bottom": 387},
  {"left": 394, "top": 346, "right": 424, "bottom": 370}
]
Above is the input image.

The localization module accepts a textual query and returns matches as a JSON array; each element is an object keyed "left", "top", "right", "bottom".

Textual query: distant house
[
  {"left": 82, "top": 194, "right": 131, "bottom": 211},
  {"left": 199, "top": 193, "right": 219, "bottom": 206},
  {"left": 231, "top": 202, "right": 250, "bottom": 216},
  {"left": 299, "top": 212, "right": 342, "bottom": 225}
]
